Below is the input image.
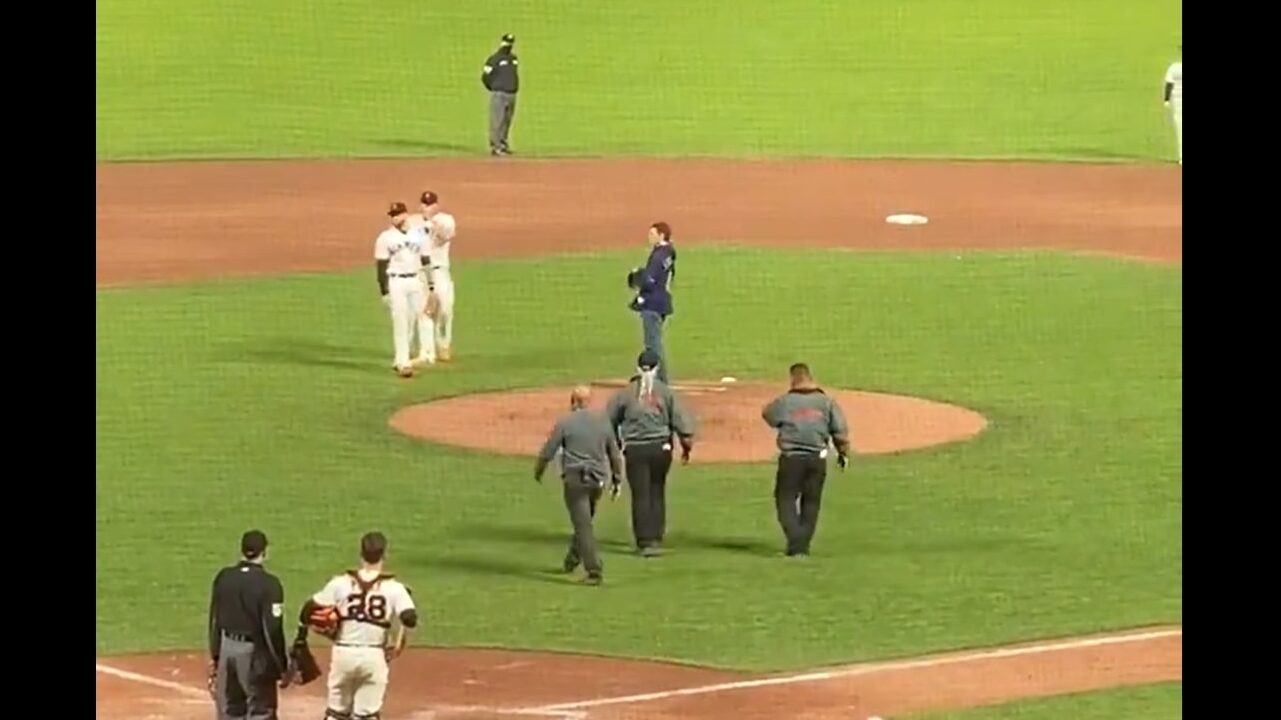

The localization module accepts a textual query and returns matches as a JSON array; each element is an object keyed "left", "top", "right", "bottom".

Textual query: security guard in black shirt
[
  {"left": 207, "top": 530, "right": 292, "bottom": 720},
  {"left": 481, "top": 33, "right": 520, "bottom": 156}
]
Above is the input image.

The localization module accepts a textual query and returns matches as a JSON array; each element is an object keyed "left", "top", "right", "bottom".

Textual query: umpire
[
  {"left": 207, "top": 529, "right": 292, "bottom": 720},
  {"left": 481, "top": 33, "right": 519, "bottom": 156},
  {"left": 534, "top": 385, "right": 624, "bottom": 586},
  {"left": 761, "top": 363, "right": 851, "bottom": 557},
  {"left": 606, "top": 349, "right": 696, "bottom": 556}
]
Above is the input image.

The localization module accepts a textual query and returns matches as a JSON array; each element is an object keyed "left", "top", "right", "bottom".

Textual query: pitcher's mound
[{"left": 390, "top": 381, "right": 986, "bottom": 462}]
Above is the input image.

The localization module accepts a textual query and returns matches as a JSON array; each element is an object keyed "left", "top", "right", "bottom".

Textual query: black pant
[
  {"left": 562, "top": 468, "right": 604, "bottom": 577},
  {"left": 624, "top": 441, "right": 674, "bottom": 548},
  {"left": 215, "top": 635, "right": 279, "bottom": 720},
  {"left": 774, "top": 453, "right": 828, "bottom": 556}
]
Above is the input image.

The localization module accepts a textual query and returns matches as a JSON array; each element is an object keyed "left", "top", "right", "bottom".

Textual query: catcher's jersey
[
  {"left": 312, "top": 570, "right": 415, "bottom": 646},
  {"left": 373, "top": 225, "right": 426, "bottom": 276},
  {"left": 1164, "top": 61, "right": 1182, "bottom": 102}
]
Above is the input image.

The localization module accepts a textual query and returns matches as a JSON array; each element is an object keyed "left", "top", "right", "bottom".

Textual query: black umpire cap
[
  {"left": 637, "top": 349, "right": 661, "bottom": 370},
  {"left": 501, "top": 33, "right": 515, "bottom": 45},
  {"left": 240, "top": 529, "right": 268, "bottom": 559}
]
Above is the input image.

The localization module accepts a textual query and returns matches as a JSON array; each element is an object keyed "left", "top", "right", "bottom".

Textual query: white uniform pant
[
  {"left": 388, "top": 275, "right": 435, "bottom": 368},
  {"left": 1171, "top": 98, "right": 1181, "bottom": 164},
  {"left": 429, "top": 268, "right": 455, "bottom": 352},
  {"left": 327, "top": 646, "right": 389, "bottom": 718}
]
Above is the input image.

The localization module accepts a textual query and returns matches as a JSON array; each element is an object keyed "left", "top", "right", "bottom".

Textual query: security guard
[
  {"left": 534, "top": 385, "right": 624, "bottom": 585},
  {"left": 761, "top": 363, "right": 852, "bottom": 557},
  {"left": 207, "top": 530, "right": 292, "bottom": 720},
  {"left": 605, "top": 350, "right": 696, "bottom": 556},
  {"left": 481, "top": 33, "right": 520, "bottom": 156}
]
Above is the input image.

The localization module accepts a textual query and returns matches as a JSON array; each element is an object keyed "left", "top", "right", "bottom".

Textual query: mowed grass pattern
[
  {"left": 96, "top": 248, "right": 1181, "bottom": 670},
  {"left": 912, "top": 682, "right": 1182, "bottom": 719},
  {"left": 96, "top": 0, "right": 1182, "bottom": 161}
]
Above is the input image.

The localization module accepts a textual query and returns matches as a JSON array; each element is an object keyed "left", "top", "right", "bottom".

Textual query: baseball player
[
  {"left": 606, "top": 350, "right": 696, "bottom": 556},
  {"left": 374, "top": 202, "right": 435, "bottom": 377},
  {"left": 410, "top": 191, "right": 459, "bottom": 362},
  {"left": 1163, "top": 50, "right": 1182, "bottom": 164},
  {"left": 300, "top": 531, "right": 417, "bottom": 720},
  {"left": 760, "top": 363, "right": 852, "bottom": 557}
]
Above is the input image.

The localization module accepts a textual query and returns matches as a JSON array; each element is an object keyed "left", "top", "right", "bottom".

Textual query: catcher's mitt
[
  {"left": 289, "top": 625, "right": 323, "bottom": 685},
  {"left": 423, "top": 291, "right": 442, "bottom": 319},
  {"left": 305, "top": 604, "right": 340, "bottom": 639}
]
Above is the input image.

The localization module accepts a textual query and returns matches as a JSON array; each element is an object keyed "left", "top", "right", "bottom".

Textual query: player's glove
[
  {"left": 305, "top": 604, "right": 340, "bottom": 639},
  {"left": 423, "top": 291, "right": 441, "bottom": 319},
  {"left": 626, "top": 268, "right": 642, "bottom": 289}
]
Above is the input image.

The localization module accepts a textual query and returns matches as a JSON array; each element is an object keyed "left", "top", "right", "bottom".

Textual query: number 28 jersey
[{"left": 312, "top": 569, "right": 415, "bottom": 646}]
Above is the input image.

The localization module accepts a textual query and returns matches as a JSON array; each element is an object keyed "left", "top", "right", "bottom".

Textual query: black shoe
[
  {"left": 562, "top": 557, "right": 579, "bottom": 573},
  {"left": 580, "top": 574, "right": 603, "bottom": 586},
  {"left": 640, "top": 546, "right": 662, "bottom": 558}
]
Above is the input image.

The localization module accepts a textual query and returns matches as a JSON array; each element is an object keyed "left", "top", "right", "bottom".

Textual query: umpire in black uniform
[
  {"left": 481, "top": 33, "right": 519, "bottom": 156},
  {"left": 207, "top": 530, "right": 292, "bottom": 720},
  {"left": 761, "top": 364, "right": 852, "bottom": 557},
  {"left": 606, "top": 350, "right": 696, "bottom": 556}
]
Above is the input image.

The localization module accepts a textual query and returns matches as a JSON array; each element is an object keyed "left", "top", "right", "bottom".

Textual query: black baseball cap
[
  {"left": 387, "top": 201, "right": 408, "bottom": 217},
  {"left": 419, "top": 191, "right": 439, "bottom": 206},
  {"left": 241, "top": 529, "right": 268, "bottom": 558},
  {"left": 637, "top": 349, "right": 661, "bottom": 370},
  {"left": 501, "top": 33, "right": 515, "bottom": 44}
]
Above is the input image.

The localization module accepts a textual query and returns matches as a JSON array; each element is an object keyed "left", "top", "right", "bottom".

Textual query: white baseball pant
[
  {"left": 430, "top": 268, "right": 455, "bottom": 354},
  {"left": 387, "top": 275, "right": 435, "bottom": 369},
  {"left": 326, "top": 646, "right": 389, "bottom": 719},
  {"left": 1171, "top": 98, "right": 1181, "bottom": 164}
]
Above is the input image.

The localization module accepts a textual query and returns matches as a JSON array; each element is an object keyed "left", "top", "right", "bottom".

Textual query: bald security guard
[
  {"left": 761, "top": 364, "right": 852, "bottom": 558},
  {"left": 606, "top": 350, "right": 696, "bottom": 557},
  {"left": 535, "top": 386, "right": 624, "bottom": 585},
  {"left": 207, "top": 530, "right": 293, "bottom": 720}
]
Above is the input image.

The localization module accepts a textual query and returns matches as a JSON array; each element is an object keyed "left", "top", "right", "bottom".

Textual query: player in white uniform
[
  {"left": 412, "top": 191, "right": 459, "bottom": 361},
  {"left": 1163, "top": 52, "right": 1182, "bottom": 165},
  {"left": 374, "top": 202, "right": 435, "bottom": 377},
  {"left": 302, "top": 532, "right": 417, "bottom": 720}
]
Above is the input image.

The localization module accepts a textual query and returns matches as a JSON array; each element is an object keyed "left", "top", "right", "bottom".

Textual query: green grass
[
  {"left": 96, "top": 248, "right": 1182, "bottom": 670},
  {"left": 96, "top": 0, "right": 1182, "bottom": 162},
  {"left": 913, "top": 682, "right": 1182, "bottom": 719}
]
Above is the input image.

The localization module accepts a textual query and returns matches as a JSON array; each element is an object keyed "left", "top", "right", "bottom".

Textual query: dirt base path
[
  {"left": 95, "top": 627, "right": 1180, "bottom": 719},
  {"left": 96, "top": 159, "right": 1181, "bottom": 286}
]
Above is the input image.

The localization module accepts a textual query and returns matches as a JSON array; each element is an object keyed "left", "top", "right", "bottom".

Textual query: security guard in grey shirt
[
  {"left": 535, "top": 385, "right": 624, "bottom": 585},
  {"left": 482, "top": 33, "right": 520, "bottom": 156},
  {"left": 207, "top": 530, "right": 293, "bottom": 720},
  {"left": 606, "top": 349, "right": 696, "bottom": 556},
  {"left": 761, "top": 363, "right": 852, "bottom": 557}
]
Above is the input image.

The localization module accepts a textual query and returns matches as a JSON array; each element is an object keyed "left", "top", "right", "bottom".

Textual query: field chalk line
[
  {"left": 95, "top": 664, "right": 582, "bottom": 718},
  {"left": 527, "top": 627, "right": 1183, "bottom": 712}
]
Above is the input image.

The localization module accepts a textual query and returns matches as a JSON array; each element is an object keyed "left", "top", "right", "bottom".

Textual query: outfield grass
[
  {"left": 96, "top": 248, "right": 1181, "bottom": 670},
  {"left": 912, "top": 682, "right": 1182, "bottom": 719},
  {"left": 96, "top": 0, "right": 1182, "bottom": 162}
]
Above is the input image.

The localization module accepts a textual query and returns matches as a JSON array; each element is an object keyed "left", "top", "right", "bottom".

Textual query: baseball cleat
[
  {"left": 412, "top": 356, "right": 436, "bottom": 367},
  {"left": 395, "top": 366, "right": 415, "bottom": 378},
  {"left": 438, "top": 348, "right": 453, "bottom": 362}
]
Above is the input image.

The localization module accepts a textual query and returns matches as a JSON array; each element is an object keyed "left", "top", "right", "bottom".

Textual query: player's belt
[
  {"left": 390, "top": 273, "right": 418, "bottom": 278},
  {"left": 334, "top": 642, "right": 385, "bottom": 647},
  {"left": 430, "top": 266, "right": 449, "bottom": 272}
]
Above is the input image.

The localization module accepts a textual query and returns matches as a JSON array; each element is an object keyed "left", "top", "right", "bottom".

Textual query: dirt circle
[{"left": 389, "top": 381, "right": 987, "bottom": 462}]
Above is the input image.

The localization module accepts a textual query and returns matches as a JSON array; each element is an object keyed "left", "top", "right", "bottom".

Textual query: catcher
[{"left": 298, "top": 531, "right": 418, "bottom": 720}]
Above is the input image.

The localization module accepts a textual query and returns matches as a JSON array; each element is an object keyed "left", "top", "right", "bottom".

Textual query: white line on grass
[{"left": 527, "top": 627, "right": 1183, "bottom": 712}]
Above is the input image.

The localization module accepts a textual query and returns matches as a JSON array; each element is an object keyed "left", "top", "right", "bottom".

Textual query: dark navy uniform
[
  {"left": 482, "top": 34, "right": 519, "bottom": 155},
  {"left": 627, "top": 223, "right": 677, "bottom": 383},
  {"left": 207, "top": 530, "right": 290, "bottom": 720}
]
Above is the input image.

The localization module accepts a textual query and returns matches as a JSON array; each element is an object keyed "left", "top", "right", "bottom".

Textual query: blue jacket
[{"left": 630, "top": 243, "right": 676, "bottom": 316}]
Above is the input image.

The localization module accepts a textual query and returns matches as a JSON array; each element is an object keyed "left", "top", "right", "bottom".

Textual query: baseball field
[{"left": 96, "top": 1, "right": 1183, "bottom": 719}]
